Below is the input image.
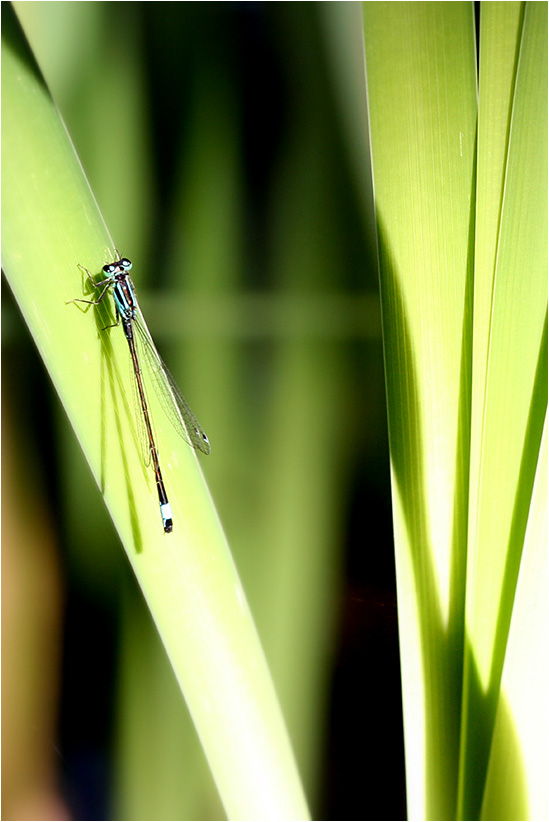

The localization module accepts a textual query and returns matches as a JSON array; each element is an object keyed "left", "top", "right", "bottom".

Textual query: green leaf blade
[
  {"left": 2, "top": 8, "right": 310, "bottom": 819},
  {"left": 363, "top": 4, "right": 477, "bottom": 818}
]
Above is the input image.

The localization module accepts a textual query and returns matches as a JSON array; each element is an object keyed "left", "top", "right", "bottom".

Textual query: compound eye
[
  {"left": 103, "top": 263, "right": 116, "bottom": 274},
  {"left": 120, "top": 258, "right": 133, "bottom": 271}
]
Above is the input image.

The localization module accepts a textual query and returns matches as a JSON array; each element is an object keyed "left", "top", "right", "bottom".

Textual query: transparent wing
[
  {"left": 128, "top": 347, "right": 152, "bottom": 468},
  {"left": 125, "top": 335, "right": 158, "bottom": 468},
  {"left": 133, "top": 312, "right": 211, "bottom": 455}
]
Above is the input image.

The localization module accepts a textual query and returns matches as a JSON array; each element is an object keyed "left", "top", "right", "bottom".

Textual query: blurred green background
[{"left": 2, "top": 3, "right": 404, "bottom": 819}]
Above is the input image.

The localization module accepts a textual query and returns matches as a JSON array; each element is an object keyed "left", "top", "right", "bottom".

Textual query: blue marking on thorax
[{"left": 113, "top": 277, "right": 137, "bottom": 321}]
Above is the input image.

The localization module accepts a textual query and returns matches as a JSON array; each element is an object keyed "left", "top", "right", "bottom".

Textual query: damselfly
[{"left": 69, "top": 257, "right": 210, "bottom": 533}]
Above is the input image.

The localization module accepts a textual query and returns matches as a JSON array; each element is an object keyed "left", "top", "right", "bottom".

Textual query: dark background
[{"left": 3, "top": 3, "right": 405, "bottom": 819}]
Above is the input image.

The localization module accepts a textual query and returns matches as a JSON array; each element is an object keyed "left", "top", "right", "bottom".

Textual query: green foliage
[{"left": 363, "top": 2, "right": 547, "bottom": 819}]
